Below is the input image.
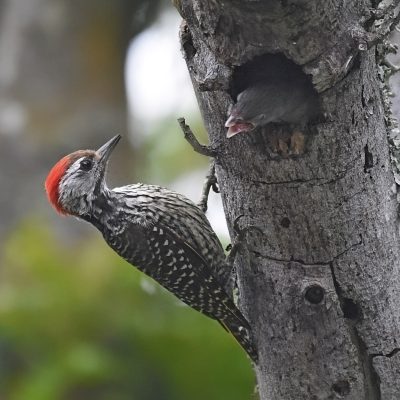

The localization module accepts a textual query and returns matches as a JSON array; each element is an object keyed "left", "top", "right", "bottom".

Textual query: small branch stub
[
  {"left": 177, "top": 117, "right": 217, "bottom": 157},
  {"left": 177, "top": 117, "right": 219, "bottom": 213}
]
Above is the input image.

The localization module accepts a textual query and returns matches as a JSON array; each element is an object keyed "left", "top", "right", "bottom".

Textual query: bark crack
[
  {"left": 329, "top": 263, "right": 382, "bottom": 399},
  {"left": 332, "top": 188, "right": 366, "bottom": 210},
  {"left": 371, "top": 348, "right": 400, "bottom": 358},
  {"left": 251, "top": 156, "right": 360, "bottom": 188},
  {"left": 352, "top": 328, "right": 382, "bottom": 400},
  {"left": 252, "top": 237, "right": 363, "bottom": 266},
  {"left": 251, "top": 176, "right": 325, "bottom": 187}
]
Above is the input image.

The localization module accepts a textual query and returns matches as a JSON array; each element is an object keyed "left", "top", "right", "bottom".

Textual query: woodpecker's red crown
[{"left": 45, "top": 150, "right": 95, "bottom": 215}]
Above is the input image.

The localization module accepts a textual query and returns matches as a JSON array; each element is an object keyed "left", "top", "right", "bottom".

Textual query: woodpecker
[
  {"left": 45, "top": 135, "right": 258, "bottom": 363},
  {"left": 225, "top": 80, "right": 319, "bottom": 138}
]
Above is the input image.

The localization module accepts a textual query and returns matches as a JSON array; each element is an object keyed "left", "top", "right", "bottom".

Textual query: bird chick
[{"left": 225, "top": 80, "right": 319, "bottom": 138}]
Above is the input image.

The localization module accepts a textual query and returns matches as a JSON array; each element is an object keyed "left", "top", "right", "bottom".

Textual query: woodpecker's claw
[
  {"left": 232, "top": 214, "right": 263, "bottom": 237},
  {"left": 211, "top": 180, "right": 220, "bottom": 194},
  {"left": 226, "top": 215, "right": 264, "bottom": 267},
  {"left": 198, "top": 162, "right": 219, "bottom": 213}
]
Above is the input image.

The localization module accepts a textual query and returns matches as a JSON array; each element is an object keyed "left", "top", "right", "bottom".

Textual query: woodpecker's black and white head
[{"left": 45, "top": 135, "right": 120, "bottom": 216}]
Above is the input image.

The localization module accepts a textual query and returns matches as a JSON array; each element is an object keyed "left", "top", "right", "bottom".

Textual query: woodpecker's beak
[{"left": 96, "top": 135, "right": 121, "bottom": 164}]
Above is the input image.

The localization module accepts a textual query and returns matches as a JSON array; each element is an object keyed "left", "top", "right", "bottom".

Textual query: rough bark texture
[{"left": 178, "top": 1, "right": 400, "bottom": 399}]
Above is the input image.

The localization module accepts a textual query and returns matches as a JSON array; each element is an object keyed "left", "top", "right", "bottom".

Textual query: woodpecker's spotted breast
[{"left": 45, "top": 136, "right": 258, "bottom": 363}]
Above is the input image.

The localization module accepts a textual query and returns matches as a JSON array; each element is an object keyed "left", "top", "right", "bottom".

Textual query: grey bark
[{"left": 178, "top": 1, "right": 400, "bottom": 399}]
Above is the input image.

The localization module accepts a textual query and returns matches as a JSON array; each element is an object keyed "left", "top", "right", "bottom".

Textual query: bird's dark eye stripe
[{"left": 80, "top": 158, "right": 93, "bottom": 171}]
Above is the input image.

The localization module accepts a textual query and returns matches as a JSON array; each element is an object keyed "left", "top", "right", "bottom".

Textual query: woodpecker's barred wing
[
  {"left": 161, "top": 226, "right": 243, "bottom": 318},
  {"left": 151, "top": 224, "right": 257, "bottom": 363},
  {"left": 106, "top": 215, "right": 257, "bottom": 363},
  {"left": 114, "top": 184, "right": 231, "bottom": 289}
]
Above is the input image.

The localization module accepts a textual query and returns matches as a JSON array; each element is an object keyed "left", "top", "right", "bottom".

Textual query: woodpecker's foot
[
  {"left": 224, "top": 215, "right": 246, "bottom": 296},
  {"left": 198, "top": 161, "right": 220, "bottom": 213},
  {"left": 226, "top": 215, "right": 263, "bottom": 267},
  {"left": 224, "top": 216, "right": 263, "bottom": 302},
  {"left": 178, "top": 117, "right": 217, "bottom": 157}
]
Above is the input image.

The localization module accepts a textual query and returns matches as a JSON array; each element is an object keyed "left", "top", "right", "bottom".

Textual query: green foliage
[{"left": 0, "top": 218, "right": 254, "bottom": 400}]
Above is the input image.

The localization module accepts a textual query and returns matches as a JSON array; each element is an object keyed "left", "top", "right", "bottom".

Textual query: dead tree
[{"left": 177, "top": 1, "right": 400, "bottom": 399}]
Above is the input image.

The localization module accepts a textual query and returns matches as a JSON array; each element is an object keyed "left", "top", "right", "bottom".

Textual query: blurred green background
[{"left": 0, "top": 0, "right": 254, "bottom": 399}]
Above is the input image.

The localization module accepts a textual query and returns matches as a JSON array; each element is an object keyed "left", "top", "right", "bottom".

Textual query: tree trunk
[{"left": 178, "top": 1, "right": 400, "bottom": 399}]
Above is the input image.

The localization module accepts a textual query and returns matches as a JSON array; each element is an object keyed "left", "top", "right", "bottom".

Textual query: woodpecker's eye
[{"left": 80, "top": 158, "right": 93, "bottom": 171}]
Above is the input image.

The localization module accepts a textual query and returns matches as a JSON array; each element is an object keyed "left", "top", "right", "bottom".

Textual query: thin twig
[
  {"left": 198, "top": 161, "right": 219, "bottom": 213},
  {"left": 177, "top": 117, "right": 219, "bottom": 212},
  {"left": 177, "top": 117, "right": 217, "bottom": 157}
]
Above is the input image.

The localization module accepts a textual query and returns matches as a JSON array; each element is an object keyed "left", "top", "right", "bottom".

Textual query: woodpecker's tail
[{"left": 220, "top": 316, "right": 258, "bottom": 364}]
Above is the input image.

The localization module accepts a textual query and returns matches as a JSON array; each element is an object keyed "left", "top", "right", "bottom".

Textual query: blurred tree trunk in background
[
  {"left": 179, "top": 1, "right": 400, "bottom": 399},
  {"left": 0, "top": 0, "right": 161, "bottom": 236}
]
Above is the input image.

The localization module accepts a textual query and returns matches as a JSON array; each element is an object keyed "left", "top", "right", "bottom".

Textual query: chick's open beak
[{"left": 225, "top": 116, "right": 255, "bottom": 138}]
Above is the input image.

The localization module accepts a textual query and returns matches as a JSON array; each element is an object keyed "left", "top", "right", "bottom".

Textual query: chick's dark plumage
[{"left": 226, "top": 79, "right": 319, "bottom": 137}]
